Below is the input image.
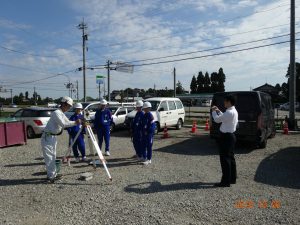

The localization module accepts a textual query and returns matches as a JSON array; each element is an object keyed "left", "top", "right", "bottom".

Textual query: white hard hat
[
  {"left": 61, "top": 96, "right": 73, "bottom": 106},
  {"left": 136, "top": 100, "right": 143, "bottom": 108},
  {"left": 74, "top": 103, "right": 83, "bottom": 109},
  {"left": 143, "top": 101, "right": 152, "bottom": 109},
  {"left": 100, "top": 99, "right": 108, "bottom": 105}
]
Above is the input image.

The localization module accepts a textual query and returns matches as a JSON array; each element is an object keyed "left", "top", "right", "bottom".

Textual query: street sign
[
  {"left": 96, "top": 75, "right": 105, "bottom": 84},
  {"left": 115, "top": 62, "right": 134, "bottom": 73}
]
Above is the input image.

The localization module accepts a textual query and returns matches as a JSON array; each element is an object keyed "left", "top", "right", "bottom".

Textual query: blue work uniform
[
  {"left": 94, "top": 108, "right": 112, "bottom": 152},
  {"left": 141, "top": 112, "right": 156, "bottom": 160},
  {"left": 131, "top": 110, "right": 144, "bottom": 157},
  {"left": 67, "top": 113, "right": 86, "bottom": 159}
]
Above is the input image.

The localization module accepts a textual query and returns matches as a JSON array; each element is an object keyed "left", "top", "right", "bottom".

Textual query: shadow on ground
[
  {"left": 124, "top": 181, "right": 216, "bottom": 194},
  {"left": 254, "top": 146, "right": 300, "bottom": 189},
  {"left": 0, "top": 178, "right": 47, "bottom": 186},
  {"left": 155, "top": 135, "right": 254, "bottom": 156}
]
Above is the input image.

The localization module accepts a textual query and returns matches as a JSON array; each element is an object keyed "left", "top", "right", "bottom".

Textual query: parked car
[
  {"left": 65, "top": 101, "right": 122, "bottom": 120},
  {"left": 279, "top": 102, "right": 299, "bottom": 111},
  {"left": 210, "top": 91, "right": 276, "bottom": 148},
  {"left": 10, "top": 103, "right": 18, "bottom": 108},
  {"left": 109, "top": 106, "right": 135, "bottom": 132},
  {"left": 125, "top": 97, "right": 185, "bottom": 133},
  {"left": 11, "top": 107, "right": 56, "bottom": 138}
]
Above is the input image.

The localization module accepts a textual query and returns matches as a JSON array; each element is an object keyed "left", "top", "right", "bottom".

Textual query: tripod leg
[
  {"left": 86, "top": 125, "right": 112, "bottom": 181},
  {"left": 63, "top": 126, "right": 84, "bottom": 161},
  {"left": 87, "top": 132, "right": 96, "bottom": 169}
]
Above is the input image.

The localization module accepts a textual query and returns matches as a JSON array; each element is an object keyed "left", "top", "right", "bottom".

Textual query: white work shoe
[
  {"left": 82, "top": 156, "right": 88, "bottom": 162},
  {"left": 105, "top": 151, "right": 110, "bottom": 156},
  {"left": 142, "top": 160, "right": 151, "bottom": 165},
  {"left": 75, "top": 157, "right": 80, "bottom": 163}
]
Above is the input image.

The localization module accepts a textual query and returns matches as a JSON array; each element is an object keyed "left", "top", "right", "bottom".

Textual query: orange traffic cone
[
  {"left": 162, "top": 123, "right": 170, "bottom": 139},
  {"left": 283, "top": 121, "right": 289, "bottom": 135},
  {"left": 191, "top": 121, "right": 197, "bottom": 133},
  {"left": 205, "top": 118, "right": 210, "bottom": 131}
]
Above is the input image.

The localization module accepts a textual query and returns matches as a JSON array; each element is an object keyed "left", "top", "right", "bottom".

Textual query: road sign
[
  {"left": 115, "top": 62, "right": 134, "bottom": 73},
  {"left": 96, "top": 75, "right": 105, "bottom": 84}
]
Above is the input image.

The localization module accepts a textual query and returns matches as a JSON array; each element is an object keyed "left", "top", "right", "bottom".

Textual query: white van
[{"left": 125, "top": 97, "right": 185, "bottom": 132}]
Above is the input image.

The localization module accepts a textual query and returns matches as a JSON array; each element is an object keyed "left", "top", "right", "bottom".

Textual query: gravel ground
[{"left": 0, "top": 128, "right": 299, "bottom": 225}]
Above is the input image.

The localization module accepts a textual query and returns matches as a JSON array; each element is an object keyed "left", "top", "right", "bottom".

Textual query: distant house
[{"left": 253, "top": 83, "right": 279, "bottom": 98}]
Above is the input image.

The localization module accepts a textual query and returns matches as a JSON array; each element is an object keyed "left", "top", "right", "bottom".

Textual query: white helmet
[
  {"left": 136, "top": 100, "right": 143, "bottom": 108},
  {"left": 61, "top": 96, "right": 73, "bottom": 106},
  {"left": 142, "top": 101, "right": 152, "bottom": 109},
  {"left": 74, "top": 103, "right": 83, "bottom": 109},
  {"left": 100, "top": 99, "right": 108, "bottom": 105}
]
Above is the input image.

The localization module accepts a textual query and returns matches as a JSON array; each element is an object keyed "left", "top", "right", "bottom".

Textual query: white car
[
  {"left": 65, "top": 101, "right": 122, "bottom": 121},
  {"left": 125, "top": 97, "right": 185, "bottom": 132},
  {"left": 11, "top": 107, "right": 56, "bottom": 138},
  {"left": 279, "top": 102, "right": 299, "bottom": 111},
  {"left": 109, "top": 106, "right": 135, "bottom": 132}
]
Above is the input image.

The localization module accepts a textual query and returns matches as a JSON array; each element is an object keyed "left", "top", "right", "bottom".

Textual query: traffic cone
[
  {"left": 283, "top": 121, "right": 289, "bottom": 135},
  {"left": 191, "top": 121, "right": 197, "bottom": 133},
  {"left": 205, "top": 118, "right": 210, "bottom": 131},
  {"left": 162, "top": 123, "right": 170, "bottom": 139}
]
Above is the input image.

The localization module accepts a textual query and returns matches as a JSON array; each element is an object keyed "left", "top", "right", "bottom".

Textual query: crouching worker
[
  {"left": 131, "top": 100, "right": 144, "bottom": 159},
  {"left": 141, "top": 101, "right": 156, "bottom": 165},
  {"left": 67, "top": 103, "right": 87, "bottom": 163},
  {"left": 41, "top": 96, "right": 82, "bottom": 183},
  {"left": 94, "top": 99, "right": 113, "bottom": 156}
]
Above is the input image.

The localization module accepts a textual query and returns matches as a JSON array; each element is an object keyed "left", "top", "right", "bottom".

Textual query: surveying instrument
[{"left": 62, "top": 111, "right": 112, "bottom": 181}]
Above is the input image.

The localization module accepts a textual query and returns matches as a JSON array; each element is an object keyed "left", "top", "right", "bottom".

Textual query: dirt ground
[{"left": 0, "top": 128, "right": 299, "bottom": 225}]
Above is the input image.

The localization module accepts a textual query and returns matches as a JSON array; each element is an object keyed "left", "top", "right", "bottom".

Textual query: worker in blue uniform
[
  {"left": 67, "top": 103, "right": 87, "bottom": 162},
  {"left": 141, "top": 101, "right": 156, "bottom": 165},
  {"left": 94, "top": 99, "right": 113, "bottom": 156},
  {"left": 131, "top": 100, "right": 144, "bottom": 159}
]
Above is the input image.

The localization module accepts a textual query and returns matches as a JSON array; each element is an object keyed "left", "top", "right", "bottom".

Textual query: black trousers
[{"left": 217, "top": 132, "right": 237, "bottom": 184}]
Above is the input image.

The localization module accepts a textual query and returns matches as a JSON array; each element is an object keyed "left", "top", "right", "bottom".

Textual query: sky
[{"left": 0, "top": 0, "right": 299, "bottom": 99}]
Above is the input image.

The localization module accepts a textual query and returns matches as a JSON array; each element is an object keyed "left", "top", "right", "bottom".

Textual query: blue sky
[{"left": 0, "top": 0, "right": 299, "bottom": 99}]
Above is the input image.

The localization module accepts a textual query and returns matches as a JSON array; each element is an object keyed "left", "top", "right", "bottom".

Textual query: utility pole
[
  {"left": 289, "top": 0, "right": 296, "bottom": 129},
  {"left": 107, "top": 60, "right": 111, "bottom": 101},
  {"left": 34, "top": 87, "right": 36, "bottom": 105},
  {"left": 76, "top": 80, "right": 79, "bottom": 101},
  {"left": 98, "top": 83, "right": 101, "bottom": 100},
  {"left": 10, "top": 89, "right": 13, "bottom": 105},
  {"left": 173, "top": 67, "right": 176, "bottom": 97},
  {"left": 78, "top": 19, "right": 88, "bottom": 102}
]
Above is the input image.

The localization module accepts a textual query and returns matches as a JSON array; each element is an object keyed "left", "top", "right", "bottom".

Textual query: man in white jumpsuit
[{"left": 41, "top": 96, "right": 81, "bottom": 183}]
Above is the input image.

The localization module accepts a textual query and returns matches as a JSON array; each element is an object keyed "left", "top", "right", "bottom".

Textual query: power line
[
  {"left": 90, "top": 32, "right": 297, "bottom": 68},
  {"left": 0, "top": 45, "right": 78, "bottom": 58},
  {"left": 3, "top": 68, "right": 76, "bottom": 87},
  {"left": 98, "top": 23, "right": 295, "bottom": 59},
  {"left": 130, "top": 39, "right": 299, "bottom": 67},
  {"left": 123, "top": 33, "right": 297, "bottom": 64}
]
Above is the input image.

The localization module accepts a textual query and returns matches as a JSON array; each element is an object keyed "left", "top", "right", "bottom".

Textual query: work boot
[
  {"left": 82, "top": 156, "right": 88, "bottom": 162},
  {"left": 142, "top": 160, "right": 151, "bottom": 165},
  {"left": 47, "top": 174, "right": 63, "bottom": 184}
]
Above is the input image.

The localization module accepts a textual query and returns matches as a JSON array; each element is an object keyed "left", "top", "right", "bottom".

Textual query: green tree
[
  {"left": 196, "top": 71, "right": 205, "bottom": 93},
  {"left": 19, "top": 92, "right": 24, "bottom": 103},
  {"left": 25, "top": 91, "right": 29, "bottom": 100},
  {"left": 217, "top": 67, "right": 226, "bottom": 92},
  {"left": 275, "top": 83, "right": 281, "bottom": 93},
  {"left": 286, "top": 62, "right": 300, "bottom": 102},
  {"left": 190, "top": 75, "right": 197, "bottom": 94},
  {"left": 281, "top": 82, "right": 289, "bottom": 99},
  {"left": 210, "top": 72, "right": 218, "bottom": 93},
  {"left": 203, "top": 72, "right": 211, "bottom": 93},
  {"left": 176, "top": 80, "right": 185, "bottom": 94}
]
